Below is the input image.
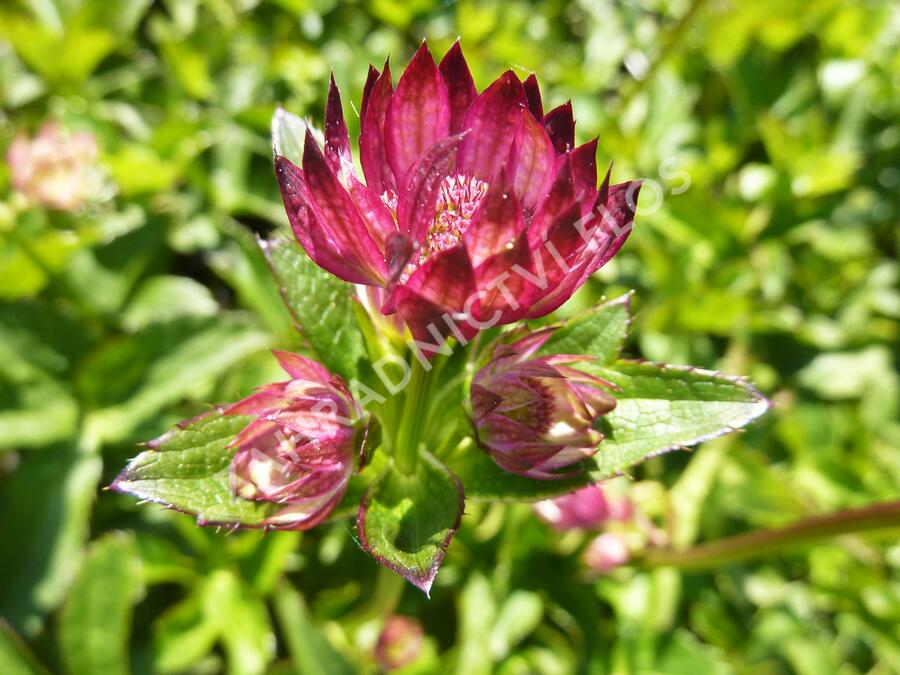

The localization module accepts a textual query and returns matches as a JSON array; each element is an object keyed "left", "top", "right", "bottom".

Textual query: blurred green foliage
[{"left": 0, "top": 0, "right": 898, "bottom": 673}]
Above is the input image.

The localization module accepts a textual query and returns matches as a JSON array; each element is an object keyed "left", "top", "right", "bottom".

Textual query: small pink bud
[
  {"left": 534, "top": 484, "right": 633, "bottom": 530},
  {"left": 7, "top": 122, "right": 100, "bottom": 211},
  {"left": 471, "top": 331, "right": 616, "bottom": 479},
  {"left": 224, "top": 351, "right": 366, "bottom": 530},
  {"left": 583, "top": 532, "right": 629, "bottom": 573},
  {"left": 375, "top": 615, "right": 424, "bottom": 671}
]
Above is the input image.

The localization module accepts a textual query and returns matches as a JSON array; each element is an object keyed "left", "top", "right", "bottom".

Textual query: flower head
[
  {"left": 6, "top": 122, "right": 100, "bottom": 211},
  {"left": 274, "top": 41, "right": 640, "bottom": 343},
  {"left": 471, "top": 331, "right": 617, "bottom": 479},
  {"left": 224, "top": 350, "right": 366, "bottom": 530},
  {"left": 375, "top": 615, "right": 424, "bottom": 670},
  {"left": 534, "top": 484, "right": 633, "bottom": 530}
]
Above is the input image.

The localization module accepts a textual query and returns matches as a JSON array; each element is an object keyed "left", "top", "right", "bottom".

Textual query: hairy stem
[{"left": 640, "top": 500, "right": 900, "bottom": 571}]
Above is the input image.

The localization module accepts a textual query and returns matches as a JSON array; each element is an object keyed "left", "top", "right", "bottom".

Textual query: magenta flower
[
  {"left": 275, "top": 41, "right": 641, "bottom": 343},
  {"left": 224, "top": 350, "right": 367, "bottom": 530},
  {"left": 470, "top": 330, "right": 617, "bottom": 479},
  {"left": 375, "top": 616, "right": 424, "bottom": 671},
  {"left": 534, "top": 484, "right": 634, "bottom": 531}
]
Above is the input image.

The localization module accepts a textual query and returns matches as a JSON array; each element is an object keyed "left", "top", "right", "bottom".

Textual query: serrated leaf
[
  {"left": 587, "top": 361, "right": 770, "bottom": 477},
  {"left": 537, "top": 293, "right": 632, "bottom": 364},
  {"left": 358, "top": 452, "right": 464, "bottom": 594},
  {"left": 454, "top": 360, "right": 768, "bottom": 502},
  {"left": 112, "top": 412, "right": 279, "bottom": 527},
  {"left": 59, "top": 533, "right": 142, "bottom": 675},
  {"left": 262, "top": 238, "right": 365, "bottom": 380}
]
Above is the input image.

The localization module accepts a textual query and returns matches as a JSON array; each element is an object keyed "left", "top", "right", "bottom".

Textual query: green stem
[
  {"left": 639, "top": 500, "right": 900, "bottom": 572},
  {"left": 393, "top": 359, "right": 431, "bottom": 474}
]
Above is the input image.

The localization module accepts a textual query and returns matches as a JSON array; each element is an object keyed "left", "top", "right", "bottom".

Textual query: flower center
[{"left": 382, "top": 174, "right": 488, "bottom": 283}]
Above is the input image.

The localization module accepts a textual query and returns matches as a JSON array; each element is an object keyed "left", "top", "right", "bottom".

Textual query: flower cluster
[{"left": 274, "top": 41, "right": 640, "bottom": 344}]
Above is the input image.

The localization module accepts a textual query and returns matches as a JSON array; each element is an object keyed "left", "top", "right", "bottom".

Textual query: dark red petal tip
[{"left": 439, "top": 40, "right": 478, "bottom": 132}]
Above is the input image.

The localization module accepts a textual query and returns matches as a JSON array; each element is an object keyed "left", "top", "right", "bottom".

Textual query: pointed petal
[
  {"left": 523, "top": 74, "right": 543, "bottom": 119},
  {"left": 393, "top": 245, "right": 478, "bottom": 342},
  {"left": 324, "top": 73, "right": 352, "bottom": 173},
  {"left": 457, "top": 71, "right": 526, "bottom": 182},
  {"left": 347, "top": 179, "right": 398, "bottom": 249},
  {"left": 275, "top": 156, "right": 374, "bottom": 283},
  {"left": 527, "top": 159, "right": 577, "bottom": 249},
  {"left": 543, "top": 102, "right": 575, "bottom": 153},
  {"left": 510, "top": 109, "right": 556, "bottom": 210},
  {"left": 570, "top": 138, "right": 598, "bottom": 200},
  {"left": 360, "top": 64, "right": 380, "bottom": 120},
  {"left": 439, "top": 40, "right": 478, "bottom": 132},
  {"left": 303, "top": 128, "right": 387, "bottom": 284},
  {"left": 360, "top": 62, "right": 395, "bottom": 195},
  {"left": 385, "top": 43, "right": 450, "bottom": 181},
  {"left": 272, "top": 350, "right": 331, "bottom": 384},
  {"left": 463, "top": 172, "right": 525, "bottom": 268},
  {"left": 397, "top": 134, "right": 464, "bottom": 242}
]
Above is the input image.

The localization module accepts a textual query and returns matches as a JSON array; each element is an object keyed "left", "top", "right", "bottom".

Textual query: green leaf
[
  {"left": 80, "top": 316, "right": 269, "bottom": 443},
  {"left": 262, "top": 237, "right": 365, "bottom": 380},
  {"left": 272, "top": 581, "right": 356, "bottom": 675},
  {"left": 538, "top": 292, "right": 632, "bottom": 364},
  {"left": 112, "top": 411, "right": 279, "bottom": 527},
  {"left": 59, "top": 533, "right": 142, "bottom": 675},
  {"left": 358, "top": 452, "right": 464, "bottom": 594},
  {"left": 0, "top": 447, "right": 102, "bottom": 635},
  {"left": 587, "top": 361, "right": 770, "bottom": 478},
  {"left": 121, "top": 275, "right": 219, "bottom": 330},
  {"left": 0, "top": 376, "right": 78, "bottom": 450},
  {"left": 0, "top": 619, "right": 50, "bottom": 675}
]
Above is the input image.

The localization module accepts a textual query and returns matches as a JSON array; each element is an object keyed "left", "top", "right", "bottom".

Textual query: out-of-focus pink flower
[
  {"left": 224, "top": 350, "right": 367, "bottom": 530},
  {"left": 471, "top": 330, "right": 617, "bottom": 479},
  {"left": 375, "top": 615, "right": 424, "bottom": 671},
  {"left": 274, "top": 41, "right": 640, "bottom": 343},
  {"left": 584, "top": 532, "right": 629, "bottom": 572},
  {"left": 6, "top": 122, "right": 99, "bottom": 211},
  {"left": 534, "top": 484, "right": 634, "bottom": 530}
]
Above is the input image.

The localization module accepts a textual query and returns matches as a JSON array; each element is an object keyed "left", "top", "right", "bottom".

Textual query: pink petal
[
  {"left": 385, "top": 43, "right": 450, "bottom": 182},
  {"left": 569, "top": 138, "right": 598, "bottom": 201},
  {"left": 527, "top": 159, "right": 577, "bottom": 249},
  {"left": 397, "top": 134, "right": 464, "bottom": 243},
  {"left": 457, "top": 71, "right": 526, "bottom": 182},
  {"left": 463, "top": 172, "right": 525, "bottom": 267},
  {"left": 360, "top": 64, "right": 380, "bottom": 120},
  {"left": 523, "top": 74, "right": 543, "bottom": 119},
  {"left": 302, "top": 129, "right": 387, "bottom": 285},
  {"left": 324, "top": 73, "right": 352, "bottom": 174},
  {"left": 438, "top": 40, "right": 478, "bottom": 132},
  {"left": 272, "top": 350, "right": 332, "bottom": 383},
  {"left": 275, "top": 156, "right": 375, "bottom": 284},
  {"left": 543, "top": 102, "right": 575, "bottom": 153},
  {"left": 360, "top": 61, "right": 395, "bottom": 195},
  {"left": 510, "top": 110, "right": 557, "bottom": 211}
]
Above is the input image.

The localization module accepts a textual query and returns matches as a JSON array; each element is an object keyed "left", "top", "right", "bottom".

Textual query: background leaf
[{"left": 59, "top": 533, "right": 142, "bottom": 675}]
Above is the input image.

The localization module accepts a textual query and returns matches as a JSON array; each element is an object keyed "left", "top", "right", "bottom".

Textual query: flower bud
[
  {"left": 583, "top": 532, "right": 629, "bottom": 573},
  {"left": 375, "top": 615, "right": 424, "bottom": 671},
  {"left": 471, "top": 332, "right": 617, "bottom": 479},
  {"left": 534, "top": 484, "right": 633, "bottom": 530},
  {"left": 225, "top": 350, "right": 366, "bottom": 530},
  {"left": 6, "top": 122, "right": 100, "bottom": 211}
]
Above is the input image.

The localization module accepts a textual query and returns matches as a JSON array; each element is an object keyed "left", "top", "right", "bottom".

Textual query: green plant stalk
[
  {"left": 640, "top": 500, "right": 900, "bottom": 571},
  {"left": 393, "top": 359, "right": 431, "bottom": 474}
]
